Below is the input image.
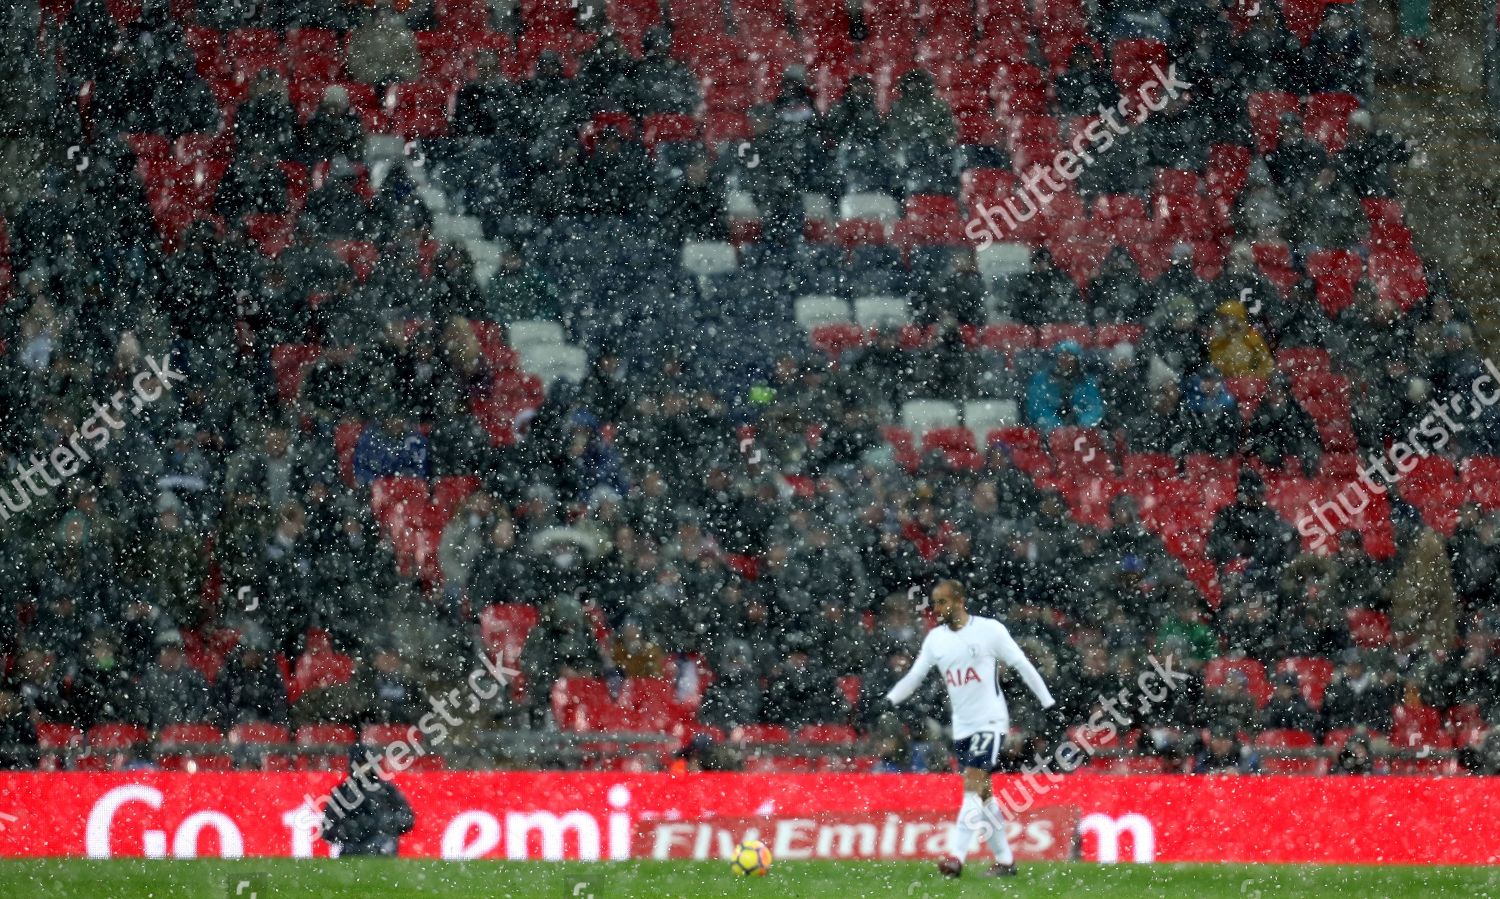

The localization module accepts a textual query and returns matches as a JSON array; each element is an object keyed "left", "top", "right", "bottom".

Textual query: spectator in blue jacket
[
  {"left": 1026, "top": 341, "right": 1104, "bottom": 431},
  {"left": 353, "top": 412, "right": 429, "bottom": 486},
  {"left": 562, "top": 410, "right": 628, "bottom": 503},
  {"left": 1183, "top": 365, "right": 1242, "bottom": 456}
]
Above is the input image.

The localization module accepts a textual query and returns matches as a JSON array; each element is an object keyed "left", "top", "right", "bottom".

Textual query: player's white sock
[
  {"left": 950, "top": 793, "right": 983, "bottom": 862},
  {"left": 982, "top": 796, "right": 1015, "bottom": 866}
]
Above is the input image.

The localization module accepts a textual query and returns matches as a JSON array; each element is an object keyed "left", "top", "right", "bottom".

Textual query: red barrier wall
[{"left": 0, "top": 772, "right": 1489, "bottom": 864}]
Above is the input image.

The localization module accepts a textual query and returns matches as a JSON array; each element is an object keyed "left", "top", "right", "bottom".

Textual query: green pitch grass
[{"left": 0, "top": 859, "right": 1494, "bottom": 898}]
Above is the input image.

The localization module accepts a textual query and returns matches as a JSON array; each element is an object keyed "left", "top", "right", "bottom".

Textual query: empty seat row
[{"left": 794, "top": 294, "right": 911, "bottom": 329}]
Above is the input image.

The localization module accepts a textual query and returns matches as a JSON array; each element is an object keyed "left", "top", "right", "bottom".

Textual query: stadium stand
[{"left": 0, "top": 0, "right": 1492, "bottom": 780}]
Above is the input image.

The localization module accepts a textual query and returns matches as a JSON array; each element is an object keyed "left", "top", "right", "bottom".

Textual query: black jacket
[{"left": 321, "top": 774, "right": 415, "bottom": 857}]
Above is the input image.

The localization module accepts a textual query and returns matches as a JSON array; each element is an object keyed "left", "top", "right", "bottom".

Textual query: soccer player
[{"left": 884, "top": 579, "right": 1056, "bottom": 878}]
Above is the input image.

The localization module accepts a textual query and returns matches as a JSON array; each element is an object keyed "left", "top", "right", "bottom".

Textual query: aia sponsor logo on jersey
[{"left": 945, "top": 667, "right": 981, "bottom": 687}]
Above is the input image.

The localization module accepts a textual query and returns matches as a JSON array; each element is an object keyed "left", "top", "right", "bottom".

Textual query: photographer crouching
[{"left": 320, "top": 744, "right": 415, "bottom": 857}]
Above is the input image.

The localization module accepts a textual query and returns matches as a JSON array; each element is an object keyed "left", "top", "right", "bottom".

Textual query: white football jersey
[{"left": 885, "top": 615, "right": 1055, "bottom": 739}]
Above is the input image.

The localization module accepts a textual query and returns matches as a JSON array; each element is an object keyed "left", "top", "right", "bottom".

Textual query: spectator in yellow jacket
[{"left": 1208, "top": 300, "right": 1274, "bottom": 378}]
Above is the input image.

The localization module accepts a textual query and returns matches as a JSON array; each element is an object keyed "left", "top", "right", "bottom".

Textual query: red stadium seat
[
  {"left": 480, "top": 603, "right": 539, "bottom": 663},
  {"left": 1223, "top": 376, "right": 1267, "bottom": 422},
  {"left": 1203, "top": 657, "right": 1271, "bottom": 707},
  {"left": 1207, "top": 143, "right": 1252, "bottom": 199},
  {"left": 1153, "top": 168, "right": 1203, "bottom": 198},
  {"left": 432, "top": 475, "right": 481, "bottom": 520},
  {"left": 641, "top": 113, "right": 700, "bottom": 153},
  {"left": 1446, "top": 704, "right": 1486, "bottom": 745},
  {"left": 1390, "top": 703, "right": 1444, "bottom": 749},
  {"left": 325, "top": 239, "right": 378, "bottom": 281},
  {"left": 1305, "top": 248, "right": 1363, "bottom": 284},
  {"left": 183, "top": 26, "right": 226, "bottom": 79},
  {"left": 245, "top": 213, "right": 296, "bottom": 257},
  {"left": 37, "top": 723, "right": 83, "bottom": 768},
  {"left": 87, "top": 724, "right": 148, "bottom": 752},
  {"left": 1346, "top": 608, "right": 1391, "bottom": 649},
  {"left": 1406, "top": 454, "right": 1458, "bottom": 489},
  {"left": 125, "top": 132, "right": 171, "bottom": 163},
  {"left": 1122, "top": 452, "right": 1178, "bottom": 479},
  {"left": 1276, "top": 347, "right": 1332, "bottom": 378},
  {"left": 1112, "top": 756, "right": 1174, "bottom": 774},
  {"left": 988, "top": 425, "right": 1051, "bottom": 475},
  {"left": 271, "top": 344, "right": 320, "bottom": 402},
  {"left": 923, "top": 426, "right": 984, "bottom": 469},
  {"left": 620, "top": 678, "right": 683, "bottom": 732},
  {"left": 1324, "top": 727, "right": 1384, "bottom": 749},
  {"left": 551, "top": 677, "right": 615, "bottom": 731},
  {"left": 371, "top": 475, "right": 428, "bottom": 521},
  {"left": 1362, "top": 197, "right": 1406, "bottom": 229},
  {"left": 1368, "top": 251, "right": 1428, "bottom": 310},
  {"left": 158, "top": 723, "right": 224, "bottom": 750},
  {"left": 734, "top": 724, "right": 791, "bottom": 745},
  {"left": 1462, "top": 457, "right": 1500, "bottom": 509},
  {"left": 1094, "top": 323, "right": 1145, "bottom": 348},
  {"left": 834, "top": 218, "right": 888, "bottom": 247},
  {"left": 1123, "top": 239, "right": 1169, "bottom": 280},
  {"left": 295, "top": 724, "right": 357, "bottom": 749},
  {"left": 1048, "top": 426, "right": 1114, "bottom": 475},
  {"left": 435, "top": 0, "right": 495, "bottom": 29},
  {"left": 976, "top": 323, "right": 1037, "bottom": 355},
  {"left": 810, "top": 322, "right": 869, "bottom": 360},
  {"left": 1036, "top": 323, "right": 1092, "bottom": 349},
  {"left": 361, "top": 724, "right": 416, "bottom": 747},
  {"left": 836, "top": 675, "right": 862, "bottom": 710},
  {"left": 1254, "top": 728, "right": 1317, "bottom": 749},
  {"left": 797, "top": 724, "right": 859, "bottom": 745},
  {"left": 1281, "top": 0, "right": 1331, "bottom": 44},
  {"left": 961, "top": 167, "right": 1019, "bottom": 218},
  {"left": 1111, "top": 38, "right": 1168, "bottom": 96},
  {"left": 1258, "top": 754, "right": 1330, "bottom": 775},
  {"left": 1252, "top": 241, "right": 1293, "bottom": 272},
  {"left": 229, "top": 723, "right": 291, "bottom": 747},
  {"left": 1304, "top": 92, "right": 1361, "bottom": 153},
  {"left": 335, "top": 420, "right": 363, "bottom": 487},
  {"left": 226, "top": 28, "right": 287, "bottom": 82},
  {"left": 289, "top": 640, "right": 355, "bottom": 704},
  {"left": 1247, "top": 91, "right": 1300, "bottom": 154},
  {"left": 159, "top": 753, "right": 235, "bottom": 772},
  {"left": 37, "top": 723, "right": 84, "bottom": 751}
]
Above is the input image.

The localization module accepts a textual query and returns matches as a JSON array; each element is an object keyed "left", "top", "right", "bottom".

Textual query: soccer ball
[{"left": 730, "top": 838, "right": 772, "bottom": 877}]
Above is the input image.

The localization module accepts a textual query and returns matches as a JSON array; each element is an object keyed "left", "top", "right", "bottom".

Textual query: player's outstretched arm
[
  {"left": 884, "top": 647, "right": 935, "bottom": 706},
  {"left": 992, "top": 624, "right": 1056, "bottom": 709}
]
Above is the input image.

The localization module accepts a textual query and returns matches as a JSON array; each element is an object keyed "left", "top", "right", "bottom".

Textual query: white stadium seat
[
  {"left": 853, "top": 295, "right": 910, "bottom": 328},
  {"left": 976, "top": 242, "right": 1032, "bottom": 283},
  {"left": 363, "top": 134, "right": 406, "bottom": 162},
  {"left": 901, "top": 400, "right": 961, "bottom": 436},
  {"left": 506, "top": 320, "right": 565, "bottom": 349},
  {"left": 463, "top": 238, "right": 500, "bottom": 287},
  {"left": 727, "top": 190, "right": 760, "bottom": 218},
  {"left": 433, "top": 213, "right": 483, "bottom": 241},
  {"left": 681, "top": 241, "right": 737, "bottom": 278},
  {"left": 794, "top": 295, "right": 852, "bottom": 329},
  {"left": 803, "top": 193, "right": 833, "bottom": 222},
  {"left": 964, "top": 400, "right": 1019, "bottom": 440},
  {"left": 838, "top": 192, "right": 901, "bottom": 222},
  {"left": 416, "top": 184, "right": 450, "bottom": 213},
  {"left": 519, "top": 344, "right": 587, "bottom": 386}
]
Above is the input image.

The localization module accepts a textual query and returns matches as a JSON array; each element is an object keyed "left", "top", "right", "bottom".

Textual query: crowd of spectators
[{"left": 0, "top": 0, "right": 1496, "bottom": 775}]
